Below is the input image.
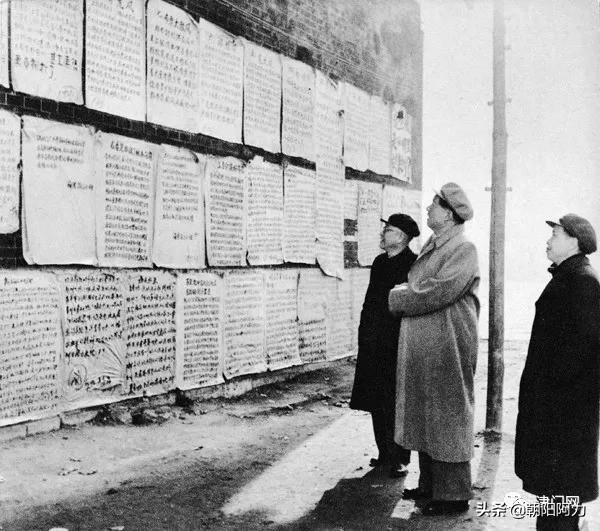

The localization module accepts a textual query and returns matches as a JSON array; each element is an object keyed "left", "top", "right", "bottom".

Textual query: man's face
[
  {"left": 380, "top": 223, "right": 406, "bottom": 251},
  {"left": 426, "top": 195, "right": 450, "bottom": 231},
  {"left": 546, "top": 225, "right": 578, "bottom": 264}
]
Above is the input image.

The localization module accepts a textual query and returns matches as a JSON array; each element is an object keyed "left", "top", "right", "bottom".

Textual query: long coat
[
  {"left": 515, "top": 254, "right": 600, "bottom": 503},
  {"left": 389, "top": 225, "right": 480, "bottom": 462},
  {"left": 350, "top": 247, "right": 417, "bottom": 412}
]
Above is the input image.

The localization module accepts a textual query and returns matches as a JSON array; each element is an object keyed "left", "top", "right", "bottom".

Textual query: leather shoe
[
  {"left": 421, "top": 500, "right": 469, "bottom": 516},
  {"left": 369, "top": 457, "right": 388, "bottom": 467},
  {"left": 389, "top": 464, "right": 409, "bottom": 478},
  {"left": 402, "top": 487, "right": 432, "bottom": 500}
]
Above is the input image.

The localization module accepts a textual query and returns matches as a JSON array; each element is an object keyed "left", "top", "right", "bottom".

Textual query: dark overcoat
[
  {"left": 515, "top": 254, "right": 600, "bottom": 503},
  {"left": 350, "top": 247, "right": 417, "bottom": 412}
]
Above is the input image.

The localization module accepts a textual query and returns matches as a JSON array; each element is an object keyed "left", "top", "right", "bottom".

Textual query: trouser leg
[
  {"left": 371, "top": 409, "right": 388, "bottom": 460},
  {"left": 384, "top": 403, "right": 410, "bottom": 466},
  {"left": 417, "top": 452, "right": 472, "bottom": 500}
]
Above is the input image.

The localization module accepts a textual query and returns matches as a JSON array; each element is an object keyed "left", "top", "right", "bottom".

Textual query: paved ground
[{"left": 0, "top": 339, "right": 597, "bottom": 530}]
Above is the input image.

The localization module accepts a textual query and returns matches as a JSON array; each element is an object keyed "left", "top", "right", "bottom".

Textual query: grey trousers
[{"left": 417, "top": 451, "right": 473, "bottom": 501}]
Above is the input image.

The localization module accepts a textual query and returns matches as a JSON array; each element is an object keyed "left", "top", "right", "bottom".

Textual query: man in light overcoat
[{"left": 389, "top": 182, "right": 480, "bottom": 516}]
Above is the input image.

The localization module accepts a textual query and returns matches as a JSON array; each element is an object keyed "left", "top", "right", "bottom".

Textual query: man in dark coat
[
  {"left": 516, "top": 213, "right": 600, "bottom": 531},
  {"left": 350, "top": 212, "right": 419, "bottom": 478}
]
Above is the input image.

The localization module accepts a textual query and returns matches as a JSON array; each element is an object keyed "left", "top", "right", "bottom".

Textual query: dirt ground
[{"left": 1, "top": 341, "right": 598, "bottom": 531}]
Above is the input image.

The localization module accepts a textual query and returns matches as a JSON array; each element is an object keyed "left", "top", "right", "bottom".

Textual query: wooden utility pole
[{"left": 486, "top": 0, "right": 508, "bottom": 433}]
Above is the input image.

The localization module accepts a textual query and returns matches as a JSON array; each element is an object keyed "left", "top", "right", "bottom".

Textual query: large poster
[
  {"left": 223, "top": 270, "right": 266, "bottom": 379},
  {"left": 357, "top": 181, "right": 383, "bottom": 266},
  {"left": 59, "top": 270, "right": 126, "bottom": 409},
  {"left": 281, "top": 57, "right": 315, "bottom": 161},
  {"left": 0, "top": 0, "right": 8, "bottom": 87},
  {"left": 22, "top": 117, "right": 96, "bottom": 265},
  {"left": 246, "top": 157, "right": 284, "bottom": 266},
  {"left": 342, "top": 83, "right": 369, "bottom": 171},
  {"left": 297, "top": 269, "right": 329, "bottom": 364},
  {"left": 326, "top": 277, "right": 353, "bottom": 360},
  {"left": 175, "top": 272, "right": 224, "bottom": 390},
  {"left": 242, "top": 41, "right": 281, "bottom": 153},
  {"left": 315, "top": 71, "right": 343, "bottom": 162},
  {"left": 153, "top": 146, "right": 205, "bottom": 269},
  {"left": 283, "top": 165, "right": 316, "bottom": 265},
  {"left": 85, "top": 0, "right": 146, "bottom": 121},
  {"left": 146, "top": 0, "right": 200, "bottom": 132},
  {"left": 382, "top": 185, "right": 406, "bottom": 220},
  {"left": 204, "top": 156, "right": 247, "bottom": 267},
  {"left": 95, "top": 132, "right": 157, "bottom": 268},
  {"left": 391, "top": 104, "right": 413, "bottom": 182},
  {"left": 343, "top": 180, "right": 359, "bottom": 267},
  {"left": 10, "top": 0, "right": 83, "bottom": 103},
  {"left": 0, "top": 110, "right": 20, "bottom": 233},
  {"left": 0, "top": 272, "right": 63, "bottom": 426},
  {"left": 125, "top": 271, "right": 176, "bottom": 397},
  {"left": 403, "top": 188, "right": 423, "bottom": 252},
  {"left": 368, "top": 96, "right": 392, "bottom": 176},
  {"left": 198, "top": 19, "right": 244, "bottom": 144}
]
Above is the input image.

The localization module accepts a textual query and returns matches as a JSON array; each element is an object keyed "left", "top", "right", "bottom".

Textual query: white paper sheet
[
  {"left": 264, "top": 270, "right": 301, "bottom": 370},
  {"left": 298, "top": 320, "right": 327, "bottom": 364},
  {"left": 326, "top": 277, "right": 353, "bottom": 360},
  {"left": 281, "top": 57, "right": 315, "bottom": 161},
  {"left": 85, "top": 0, "right": 146, "bottom": 121},
  {"left": 315, "top": 71, "right": 343, "bottom": 162},
  {"left": 153, "top": 146, "right": 205, "bottom": 269},
  {"left": 22, "top": 117, "right": 96, "bottom": 265},
  {"left": 343, "top": 179, "right": 359, "bottom": 267},
  {"left": 95, "top": 132, "right": 157, "bottom": 268},
  {"left": 342, "top": 83, "right": 369, "bottom": 171},
  {"left": 146, "top": 0, "right": 200, "bottom": 132},
  {"left": 175, "top": 272, "right": 224, "bottom": 390},
  {"left": 204, "top": 156, "right": 247, "bottom": 266},
  {"left": 0, "top": 272, "right": 63, "bottom": 426},
  {"left": 59, "top": 270, "right": 126, "bottom": 408},
  {"left": 368, "top": 96, "right": 392, "bottom": 175},
  {"left": 125, "top": 271, "right": 176, "bottom": 397},
  {"left": 242, "top": 41, "right": 281, "bottom": 153},
  {"left": 198, "top": 19, "right": 243, "bottom": 143},
  {"left": 246, "top": 157, "right": 284, "bottom": 265},
  {"left": 0, "top": 110, "right": 20, "bottom": 233},
  {"left": 391, "top": 103, "right": 413, "bottom": 182},
  {"left": 315, "top": 158, "right": 344, "bottom": 278},
  {"left": 382, "top": 185, "right": 406, "bottom": 220},
  {"left": 10, "top": 0, "right": 83, "bottom": 103},
  {"left": 403, "top": 188, "right": 423, "bottom": 253},
  {"left": 283, "top": 165, "right": 316, "bottom": 264},
  {"left": 223, "top": 270, "right": 266, "bottom": 379},
  {"left": 297, "top": 268, "right": 328, "bottom": 322},
  {"left": 357, "top": 181, "right": 383, "bottom": 266},
  {"left": 0, "top": 0, "right": 8, "bottom": 87}
]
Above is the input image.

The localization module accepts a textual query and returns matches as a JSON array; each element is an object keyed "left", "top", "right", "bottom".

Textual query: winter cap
[
  {"left": 434, "top": 182, "right": 474, "bottom": 221},
  {"left": 546, "top": 214, "right": 597, "bottom": 255},
  {"left": 381, "top": 213, "right": 420, "bottom": 238}
]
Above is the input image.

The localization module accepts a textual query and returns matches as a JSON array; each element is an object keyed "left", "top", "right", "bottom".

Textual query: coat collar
[
  {"left": 419, "top": 224, "right": 465, "bottom": 257},
  {"left": 548, "top": 253, "right": 588, "bottom": 277}
]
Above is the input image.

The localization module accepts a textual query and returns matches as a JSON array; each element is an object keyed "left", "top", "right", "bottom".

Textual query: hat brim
[{"left": 546, "top": 220, "right": 560, "bottom": 228}]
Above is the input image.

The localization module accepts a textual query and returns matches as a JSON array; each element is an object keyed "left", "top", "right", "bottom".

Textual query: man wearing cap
[
  {"left": 350, "top": 213, "right": 420, "bottom": 478},
  {"left": 389, "top": 182, "right": 480, "bottom": 515},
  {"left": 515, "top": 214, "right": 600, "bottom": 531}
]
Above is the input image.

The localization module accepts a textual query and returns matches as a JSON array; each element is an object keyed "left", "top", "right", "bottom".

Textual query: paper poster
[
  {"left": 357, "top": 181, "right": 383, "bottom": 266},
  {"left": 0, "top": 272, "right": 63, "bottom": 426},
  {"left": 246, "top": 157, "right": 284, "bottom": 265},
  {"left": 391, "top": 103, "right": 413, "bottom": 182},
  {"left": 0, "top": 110, "right": 20, "bottom": 233},
  {"left": 85, "top": 0, "right": 146, "bottom": 120},
  {"left": 175, "top": 272, "right": 224, "bottom": 390},
  {"left": 242, "top": 41, "right": 281, "bottom": 153},
  {"left": 326, "top": 277, "right": 353, "bottom": 360},
  {"left": 315, "top": 158, "right": 344, "bottom": 278},
  {"left": 0, "top": 0, "right": 8, "bottom": 87},
  {"left": 382, "top": 185, "right": 406, "bottom": 220},
  {"left": 59, "top": 270, "right": 126, "bottom": 408},
  {"left": 351, "top": 268, "right": 371, "bottom": 353},
  {"left": 153, "top": 146, "right": 205, "bottom": 269},
  {"left": 204, "top": 156, "right": 247, "bottom": 266},
  {"left": 125, "top": 271, "right": 176, "bottom": 397},
  {"left": 146, "top": 0, "right": 200, "bottom": 132},
  {"left": 315, "top": 70, "right": 343, "bottom": 162},
  {"left": 223, "top": 270, "right": 266, "bottom": 379},
  {"left": 342, "top": 83, "right": 369, "bottom": 172},
  {"left": 10, "top": 0, "right": 83, "bottom": 103},
  {"left": 283, "top": 165, "right": 316, "bottom": 265},
  {"left": 298, "top": 320, "right": 327, "bottom": 364},
  {"left": 264, "top": 270, "right": 301, "bottom": 370},
  {"left": 297, "top": 268, "right": 329, "bottom": 322},
  {"left": 95, "top": 132, "right": 157, "bottom": 268},
  {"left": 21, "top": 117, "right": 96, "bottom": 265},
  {"left": 281, "top": 57, "right": 315, "bottom": 161},
  {"left": 403, "top": 188, "right": 423, "bottom": 252},
  {"left": 344, "top": 179, "right": 359, "bottom": 268},
  {"left": 368, "top": 96, "right": 392, "bottom": 175},
  {"left": 198, "top": 19, "right": 243, "bottom": 143}
]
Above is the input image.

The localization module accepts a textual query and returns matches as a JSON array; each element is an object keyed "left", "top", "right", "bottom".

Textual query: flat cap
[
  {"left": 546, "top": 214, "right": 597, "bottom": 254},
  {"left": 435, "top": 182, "right": 474, "bottom": 221},
  {"left": 381, "top": 213, "right": 420, "bottom": 238}
]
